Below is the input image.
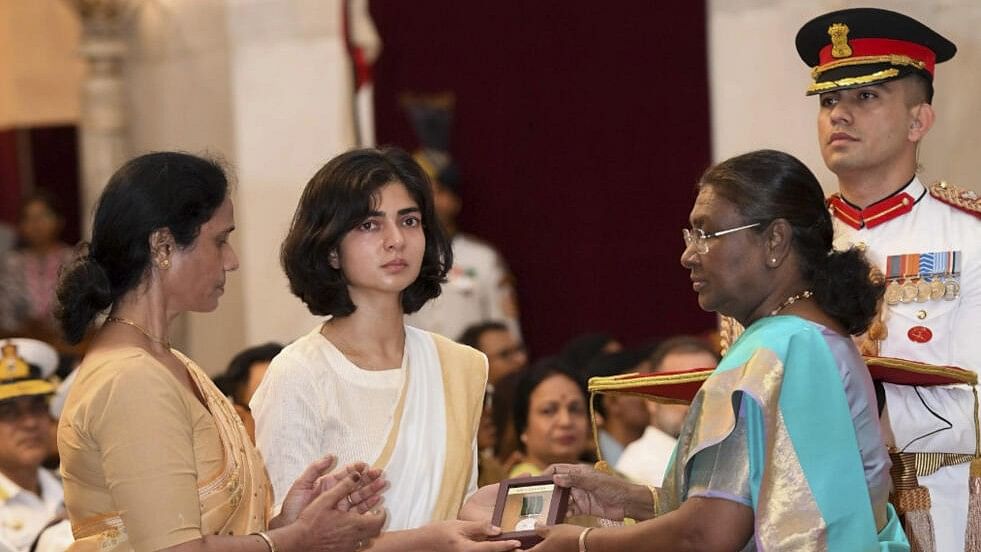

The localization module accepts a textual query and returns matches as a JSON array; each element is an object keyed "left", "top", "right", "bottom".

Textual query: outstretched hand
[
  {"left": 425, "top": 520, "right": 522, "bottom": 552},
  {"left": 545, "top": 464, "right": 648, "bottom": 521}
]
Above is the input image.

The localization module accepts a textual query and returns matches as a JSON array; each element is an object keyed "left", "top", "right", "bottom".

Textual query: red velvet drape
[
  {"left": 0, "top": 126, "right": 81, "bottom": 244},
  {"left": 371, "top": 2, "right": 715, "bottom": 355}
]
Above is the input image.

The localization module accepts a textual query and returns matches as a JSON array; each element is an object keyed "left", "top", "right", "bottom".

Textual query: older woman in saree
[{"left": 528, "top": 150, "right": 908, "bottom": 551}]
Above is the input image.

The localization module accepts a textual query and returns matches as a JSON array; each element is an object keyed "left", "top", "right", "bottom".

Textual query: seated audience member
[
  {"left": 459, "top": 321, "right": 528, "bottom": 479},
  {"left": 530, "top": 150, "right": 903, "bottom": 550},
  {"left": 509, "top": 358, "right": 590, "bottom": 477},
  {"left": 214, "top": 342, "right": 282, "bottom": 442},
  {"left": 1, "top": 193, "right": 75, "bottom": 368},
  {"left": 615, "top": 337, "right": 720, "bottom": 486},
  {"left": 55, "top": 151, "right": 386, "bottom": 552},
  {"left": 585, "top": 348, "right": 657, "bottom": 468},
  {"left": 558, "top": 333, "right": 621, "bottom": 377},
  {"left": 458, "top": 321, "right": 527, "bottom": 387},
  {"left": 253, "top": 147, "right": 520, "bottom": 551},
  {"left": 0, "top": 338, "right": 62, "bottom": 552}
]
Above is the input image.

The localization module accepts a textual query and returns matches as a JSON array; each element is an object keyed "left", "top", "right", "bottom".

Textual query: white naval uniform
[
  {"left": 406, "top": 233, "right": 520, "bottom": 341},
  {"left": 831, "top": 177, "right": 981, "bottom": 551},
  {"left": 0, "top": 469, "right": 63, "bottom": 552}
]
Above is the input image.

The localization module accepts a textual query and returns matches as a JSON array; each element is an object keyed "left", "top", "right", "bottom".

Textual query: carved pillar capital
[{"left": 65, "top": 0, "right": 140, "bottom": 236}]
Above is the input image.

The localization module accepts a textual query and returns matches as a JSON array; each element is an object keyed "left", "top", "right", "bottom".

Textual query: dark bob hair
[
  {"left": 698, "top": 149, "right": 884, "bottom": 335},
  {"left": 56, "top": 152, "right": 229, "bottom": 343},
  {"left": 281, "top": 147, "right": 452, "bottom": 317},
  {"left": 513, "top": 357, "right": 586, "bottom": 453}
]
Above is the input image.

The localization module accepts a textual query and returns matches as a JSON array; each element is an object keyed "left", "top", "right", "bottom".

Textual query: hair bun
[
  {"left": 56, "top": 254, "right": 113, "bottom": 343},
  {"left": 811, "top": 248, "right": 885, "bottom": 335}
]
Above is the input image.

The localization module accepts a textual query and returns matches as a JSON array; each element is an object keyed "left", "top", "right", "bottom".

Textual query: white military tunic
[
  {"left": 0, "top": 469, "right": 63, "bottom": 552},
  {"left": 406, "top": 233, "right": 520, "bottom": 341},
  {"left": 831, "top": 176, "right": 981, "bottom": 551}
]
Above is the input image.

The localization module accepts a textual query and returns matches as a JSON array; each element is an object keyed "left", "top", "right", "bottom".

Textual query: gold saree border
[
  {"left": 71, "top": 352, "right": 271, "bottom": 546},
  {"left": 666, "top": 348, "right": 829, "bottom": 550}
]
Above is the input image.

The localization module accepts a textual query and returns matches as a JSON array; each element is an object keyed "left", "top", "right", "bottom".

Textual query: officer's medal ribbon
[{"left": 884, "top": 251, "right": 960, "bottom": 305}]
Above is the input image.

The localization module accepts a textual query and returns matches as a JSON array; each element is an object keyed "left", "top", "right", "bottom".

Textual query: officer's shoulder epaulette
[{"left": 929, "top": 181, "right": 981, "bottom": 219}]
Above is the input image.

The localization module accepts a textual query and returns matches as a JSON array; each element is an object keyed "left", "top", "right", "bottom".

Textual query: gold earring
[{"left": 160, "top": 258, "right": 171, "bottom": 269}]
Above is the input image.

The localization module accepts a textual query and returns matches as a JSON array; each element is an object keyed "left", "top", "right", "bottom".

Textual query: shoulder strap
[{"left": 929, "top": 181, "right": 981, "bottom": 219}]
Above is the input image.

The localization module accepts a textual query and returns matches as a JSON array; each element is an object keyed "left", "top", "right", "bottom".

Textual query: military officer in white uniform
[
  {"left": 0, "top": 338, "right": 63, "bottom": 552},
  {"left": 797, "top": 8, "right": 981, "bottom": 550},
  {"left": 406, "top": 149, "right": 521, "bottom": 341}
]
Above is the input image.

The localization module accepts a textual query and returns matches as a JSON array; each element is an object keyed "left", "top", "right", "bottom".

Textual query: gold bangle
[
  {"left": 578, "top": 527, "right": 595, "bottom": 552},
  {"left": 252, "top": 531, "right": 277, "bottom": 552},
  {"left": 648, "top": 485, "right": 659, "bottom": 518}
]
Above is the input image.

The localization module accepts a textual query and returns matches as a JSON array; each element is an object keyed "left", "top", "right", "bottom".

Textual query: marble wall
[{"left": 124, "top": 0, "right": 355, "bottom": 373}]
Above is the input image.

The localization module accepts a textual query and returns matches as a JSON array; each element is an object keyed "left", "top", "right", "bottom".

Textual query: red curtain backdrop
[
  {"left": 371, "top": 1, "right": 715, "bottom": 355},
  {"left": 30, "top": 126, "right": 81, "bottom": 245},
  {"left": 0, "top": 126, "right": 80, "bottom": 244},
  {"left": 0, "top": 130, "right": 21, "bottom": 225}
]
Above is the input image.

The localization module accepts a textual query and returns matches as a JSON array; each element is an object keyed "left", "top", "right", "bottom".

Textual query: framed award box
[{"left": 489, "top": 475, "right": 571, "bottom": 548}]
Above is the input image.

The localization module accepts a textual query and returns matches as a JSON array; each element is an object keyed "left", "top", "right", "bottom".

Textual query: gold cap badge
[
  {"left": 1, "top": 342, "right": 30, "bottom": 381},
  {"left": 828, "top": 23, "right": 853, "bottom": 58}
]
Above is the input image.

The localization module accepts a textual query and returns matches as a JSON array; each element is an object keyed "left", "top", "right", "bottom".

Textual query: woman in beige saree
[{"left": 54, "top": 152, "right": 387, "bottom": 552}]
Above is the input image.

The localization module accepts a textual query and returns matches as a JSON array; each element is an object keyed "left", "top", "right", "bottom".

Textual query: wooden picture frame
[{"left": 489, "top": 475, "right": 571, "bottom": 548}]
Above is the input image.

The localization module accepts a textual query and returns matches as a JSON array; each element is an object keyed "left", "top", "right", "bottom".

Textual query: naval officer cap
[
  {"left": 0, "top": 338, "right": 58, "bottom": 403},
  {"left": 795, "top": 7, "right": 956, "bottom": 96}
]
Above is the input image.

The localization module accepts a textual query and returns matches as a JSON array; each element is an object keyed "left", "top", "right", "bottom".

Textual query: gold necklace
[
  {"left": 106, "top": 316, "right": 172, "bottom": 348},
  {"left": 770, "top": 290, "right": 814, "bottom": 316}
]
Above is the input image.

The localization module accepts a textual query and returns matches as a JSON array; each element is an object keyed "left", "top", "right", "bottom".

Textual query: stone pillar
[{"left": 66, "top": 0, "right": 138, "bottom": 236}]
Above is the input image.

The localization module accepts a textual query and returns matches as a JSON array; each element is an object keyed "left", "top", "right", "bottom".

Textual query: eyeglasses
[{"left": 682, "top": 222, "right": 761, "bottom": 255}]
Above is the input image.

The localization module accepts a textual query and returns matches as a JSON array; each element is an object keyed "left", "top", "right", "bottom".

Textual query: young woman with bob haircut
[{"left": 252, "top": 147, "right": 520, "bottom": 552}]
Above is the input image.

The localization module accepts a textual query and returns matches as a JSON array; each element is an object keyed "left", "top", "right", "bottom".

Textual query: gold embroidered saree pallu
[
  {"left": 69, "top": 354, "right": 272, "bottom": 551},
  {"left": 659, "top": 316, "right": 908, "bottom": 551}
]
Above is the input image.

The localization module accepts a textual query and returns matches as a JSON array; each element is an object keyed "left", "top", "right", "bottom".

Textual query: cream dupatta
[
  {"left": 68, "top": 352, "right": 272, "bottom": 551},
  {"left": 371, "top": 327, "right": 486, "bottom": 529}
]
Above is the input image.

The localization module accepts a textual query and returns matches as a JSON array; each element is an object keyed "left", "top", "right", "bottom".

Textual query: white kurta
[
  {"left": 0, "top": 469, "right": 63, "bottom": 552},
  {"left": 832, "top": 176, "right": 981, "bottom": 551},
  {"left": 615, "top": 426, "right": 678, "bottom": 487},
  {"left": 252, "top": 324, "right": 477, "bottom": 530}
]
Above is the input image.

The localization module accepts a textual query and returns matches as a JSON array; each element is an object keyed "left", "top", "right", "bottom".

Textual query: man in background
[
  {"left": 459, "top": 321, "right": 528, "bottom": 484},
  {"left": 585, "top": 347, "right": 657, "bottom": 468},
  {"left": 616, "top": 337, "right": 719, "bottom": 486}
]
